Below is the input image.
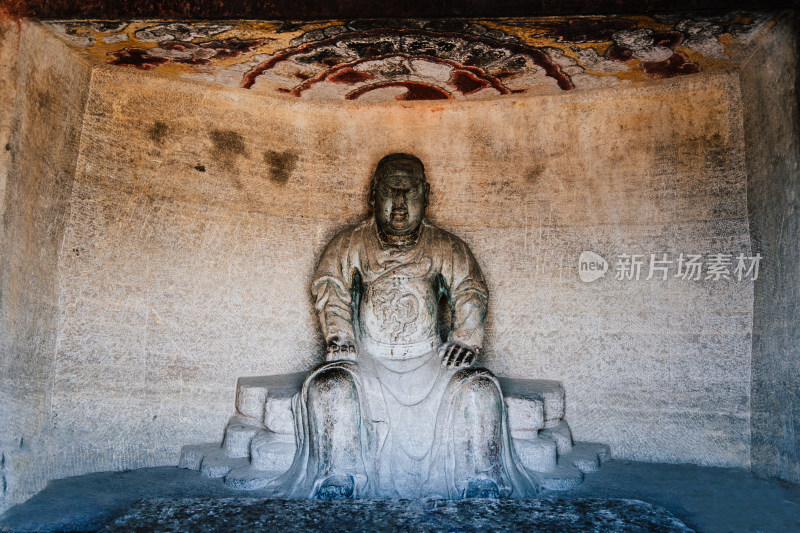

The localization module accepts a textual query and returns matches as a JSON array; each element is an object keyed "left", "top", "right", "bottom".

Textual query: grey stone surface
[
  {"left": 236, "top": 373, "right": 305, "bottom": 434},
  {"left": 535, "top": 461, "right": 584, "bottom": 491},
  {"left": 235, "top": 377, "right": 268, "bottom": 422},
  {"left": 3, "top": 462, "right": 800, "bottom": 532},
  {"left": 223, "top": 465, "right": 283, "bottom": 490},
  {"left": 249, "top": 431, "right": 295, "bottom": 472},
  {"left": 540, "top": 420, "right": 574, "bottom": 455},
  {"left": 512, "top": 436, "right": 557, "bottom": 472},
  {"left": 505, "top": 396, "right": 545, "bottom": 439},
  {"left": 570, "top": 442, "right": 611, "bottom": 473},
  {"left": 0, "top": 22, "right": 93, "bottom": 513},
  {"left": 178, "top": 444, "right": 218, "bottom": 471},
  {"left": 292, "top": 160, "right": 524, "bottom": 500},
  {"left": 199, "top": 448, "right": 246, "bottom": 479},
  {"left": 264, "top": 394, "right": 297, "bottom": 435},
  {"left": 242, "top": 372, "right": 563, "bottom": 439},
  {"left": 498, "top": 376, "right": 559, "bottom": 433},
  {"left": 101, "top": 497, "right": 693, "bottom": 532},
  {"left": 183, "top": 372, "right": 595, "bottom": 492},
  {"left": 2, "top": 14, "right": 796, "bottom": 510},
  {"left": 42, "top": 65, "right": 755, "bottom": 489},
  {"left": 221, "top": 421, "right": 261, "bottom": 458},
  {"left": 742, "top": 12, "right": 800, "bottom": 484},
  {"left": 233, "top": 374, "right": 566, "bottom": 439}
]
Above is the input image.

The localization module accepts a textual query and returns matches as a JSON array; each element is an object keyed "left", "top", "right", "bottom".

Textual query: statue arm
[
  {"left": 442, "top": 234, "right": 488, "bottom": 354},
  {"left": 311, "top": 229, "right": 358, "bottom": 354}
]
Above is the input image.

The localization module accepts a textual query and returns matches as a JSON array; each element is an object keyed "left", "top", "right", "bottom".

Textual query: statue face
[{"left": 373, "top": 162, "right": 428, "bottom": 237}]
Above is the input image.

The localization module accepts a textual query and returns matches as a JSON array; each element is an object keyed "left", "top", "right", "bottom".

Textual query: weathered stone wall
[
  {"left": 0, "top": 19, "right": 18, "bottom": 514},
  {"left": 47, "top": 61, "right": 753, "bottom": 482},
  {"left": 743, "top": 13, "right": 800, "bottom": 484},
  {"left": 8, "top": 13, "right": 799, "bottom": 509},
  {"left": 0, "top": 22, "right": 92, "bottom": 511}
]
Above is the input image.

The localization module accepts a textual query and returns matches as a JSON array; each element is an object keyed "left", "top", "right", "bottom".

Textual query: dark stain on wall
[
  {"left": 148, "top": 121, "right": 168, "bottom": 143},
  {"left": 526, "top": 162, "right": 547, "bottom": 185},
  {"left": 265, "top": 150, "right": 298, "bottom": 183},
  {"left": 229, "top": 177, "right": 245, "bottom": 191},
  {"left": 210, "top": 130, "right": 246, "bottom": 157},
  {"left": 33, "top": 87, "right": 55, "bottom": 115}
]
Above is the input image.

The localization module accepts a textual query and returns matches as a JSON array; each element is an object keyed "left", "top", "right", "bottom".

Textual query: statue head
[{"left": 370, "top": 153, "right": 430, "bottom": 241}]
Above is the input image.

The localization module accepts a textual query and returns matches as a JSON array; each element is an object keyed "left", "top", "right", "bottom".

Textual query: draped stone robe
[{"left": 274, "top": 219, "right": 538, "bottom": 499}]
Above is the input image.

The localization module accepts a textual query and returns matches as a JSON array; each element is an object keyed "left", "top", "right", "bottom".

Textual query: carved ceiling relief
[{"left": 49, "top": 13, "right": 773, "bottom": 101}]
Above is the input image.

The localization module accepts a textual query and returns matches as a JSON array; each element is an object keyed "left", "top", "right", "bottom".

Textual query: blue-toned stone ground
[
  {"left": 101, "top": 497, "right": 693, "bottom": 532},
  {"left": 2, "top": 461, "right": 800, "bottom": 532}
]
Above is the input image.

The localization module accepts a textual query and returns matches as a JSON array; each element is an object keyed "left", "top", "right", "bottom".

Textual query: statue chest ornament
[{"left": 360, "top": 268, "right": 438, "bottom": 349}]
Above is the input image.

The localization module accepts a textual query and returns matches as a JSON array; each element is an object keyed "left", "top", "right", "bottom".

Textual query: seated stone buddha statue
[{"left": 273, "top": 153, "right": 539, "bottom": 500}]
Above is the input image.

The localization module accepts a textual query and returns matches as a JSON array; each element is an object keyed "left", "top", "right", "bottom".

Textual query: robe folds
[{"left": 272, "top": 219, "right": 539, "bottom": 499}]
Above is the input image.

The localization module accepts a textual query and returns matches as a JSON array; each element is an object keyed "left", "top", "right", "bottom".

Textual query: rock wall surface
[
  {"left": 50, "top": 61, "right": 753, "bottom": 479},
  {"left": 0, "top": 22, "right": 93, "bottom": 511},
  {"left": 2, "top": 12, "right": 796, "bottom": 510},
  {"left": 743, "top": 12, "right": 800, "bottom": 484}
]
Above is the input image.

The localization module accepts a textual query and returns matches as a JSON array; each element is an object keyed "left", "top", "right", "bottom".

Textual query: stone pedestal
[{"left": 180, "top": 373, "right": 610, "bottom": 492}]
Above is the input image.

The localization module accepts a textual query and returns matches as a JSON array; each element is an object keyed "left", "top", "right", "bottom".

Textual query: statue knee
[
  {"left": 453, "top": 371, "right": 503, "bottom": 414},
  {"left": 465, "top": 375, "right": 501, "bottom": 402},
  {"left": 307, "top": 367, "right": 358, "bottom": 405},
  {"left": 453, "top": 369, "right": 501, "bottom": 399}
]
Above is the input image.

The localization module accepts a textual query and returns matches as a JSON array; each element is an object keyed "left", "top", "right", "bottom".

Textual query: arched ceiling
[{"left": 48, "top": 13, "right": 775, "bottom": 102}]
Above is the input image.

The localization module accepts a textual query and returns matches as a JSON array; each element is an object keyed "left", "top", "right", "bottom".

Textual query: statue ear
[
  {"left": 424, "top": 182, "right": 430, "bottom": 207},
  {"left": 368, "top": 178, "right": 376, "bottom": 208}
]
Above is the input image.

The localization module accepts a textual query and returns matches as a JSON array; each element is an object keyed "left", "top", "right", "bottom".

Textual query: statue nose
[{"left": 394, "top": 191, "right": 407, "bottom": 208}]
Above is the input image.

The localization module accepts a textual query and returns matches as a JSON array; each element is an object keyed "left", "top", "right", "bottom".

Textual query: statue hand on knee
[
  {"left": 438, "top": 340, "right": 476, "bottom": 369},
  {"left": 326, "top": 335, "right": 357, "bottom": 361}
]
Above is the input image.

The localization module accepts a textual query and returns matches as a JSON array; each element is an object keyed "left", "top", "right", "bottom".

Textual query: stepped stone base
[{"left": 180, "top": 373, "right": 610, "bottom": 493}]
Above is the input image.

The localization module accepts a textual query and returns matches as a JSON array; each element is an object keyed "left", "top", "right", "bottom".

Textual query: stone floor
[
  {"left": 1, "top": 461, "right": 799, "bottom": 532},
  {"left": 101, "top": 497, "right": 693, "bottom": 532}
]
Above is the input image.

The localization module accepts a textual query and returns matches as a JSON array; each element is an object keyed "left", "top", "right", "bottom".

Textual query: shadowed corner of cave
[
  {"left": 0, "top": 3, "right": 799, "bottom": 533},
  {"left": 1, "top": 0, "right": 799, "bottom": 19}
]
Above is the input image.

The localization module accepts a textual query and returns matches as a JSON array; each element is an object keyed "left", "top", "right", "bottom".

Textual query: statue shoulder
[
  {"left": 322, "top": 219, "right": 372, "bottom": 252},
  {"left": 423, "top": 222, "right": 472, "bottom": 252}
]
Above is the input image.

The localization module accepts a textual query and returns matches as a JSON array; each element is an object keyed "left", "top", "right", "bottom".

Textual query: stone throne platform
[{"left": 180, "top": 373, "right": 610, "bottom": 492}]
